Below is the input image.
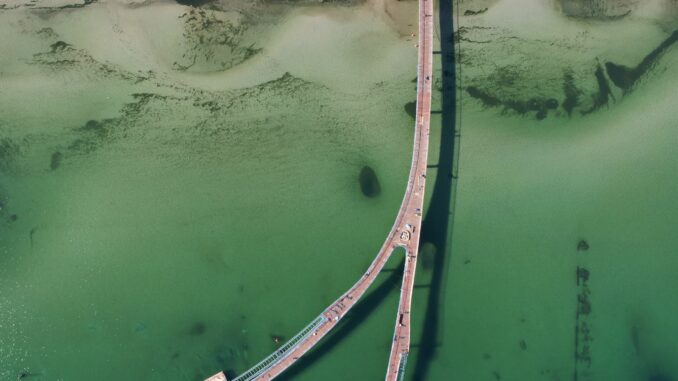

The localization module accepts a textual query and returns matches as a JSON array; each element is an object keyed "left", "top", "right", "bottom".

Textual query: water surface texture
[
  {"left": 2, "top": 0, "right": 678, "bottom": 381},
  {"left": 0, "top": 1, "right": 418, "bottom": 380},
  {"left": 420, "top": 1, "right": 678, "bottom": 381}
]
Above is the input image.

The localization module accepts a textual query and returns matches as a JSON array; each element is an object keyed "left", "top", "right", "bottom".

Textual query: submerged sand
[
  {"left": 0, "top": 1, "right": 419, "bottom": 380},
  {"left": 1, "top": 0, "right": 677, "bottom": 380},
  {"left": 419, "top": 1, "right": 678, "bottom": 381}
]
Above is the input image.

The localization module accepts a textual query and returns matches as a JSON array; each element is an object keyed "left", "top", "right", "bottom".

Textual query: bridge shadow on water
[
  {"left": 276, "top": 1, "right": 458, "bottom": 378},
  {"left": 410, "top": 0, "right": 459, "bottom": 379}
]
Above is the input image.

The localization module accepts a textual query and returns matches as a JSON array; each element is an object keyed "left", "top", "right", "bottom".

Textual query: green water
[
  {"left": 0, "top": 1, "right": 418, "bottom": 380},
  {"left": 421, "top": 1, "right": 678, "bottom": 381},
  {"left": 2, "top": 0, "right": 677, "bottom": 381}
]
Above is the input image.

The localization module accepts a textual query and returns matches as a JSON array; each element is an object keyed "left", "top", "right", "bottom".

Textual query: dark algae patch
[
  {"left": 189, "top": 322, "right": 206, "bottom": 336},
  {"left": 575, "top": 263, "right": 593, "bottom": 381},
  {"left": 358, "top": 166, "right": 381, "bottom": 198},
  {"left": 466, "top": 86, "right": 501, "bottom": 107},
  {"left": 606, "top": 30, "right": 678, "bottom": 92},
  {"left": 466, "top": 86, "right": 558, "bottom": 120},
  {"left": 50, "top": 41, "right": 72, "bottom": 53},
  {"left": 175, "top": 0, "right": 213, "bottom": 6},
  {"left": 649, "top": 374, "right": 674, "bottom": 381},
  {"left": 50, "top": 151, "right": 62, "bottom": 170},
  {"left": 0, "top": 138, "right": 20, "bottom": 172},
  {"left": 582, "top": 63, "right": 613, "bottom": 114},
  {"left": 174, "top": 7, "right": 261, "bottom": 72},
  {"left": 464, "top": 8, "right": 488, "bottom": 16},
  {"left": 562, "top": 69, "right": 581, "bottom": 116},
  {"left": 17, "top": 370, "right": 40, "bottom": 380},
  {"left": 29, "top": 227, "right": 38, "bottom": 248},
  {"left": 80, "top": 119, "right": 107, "bottom": 137}
]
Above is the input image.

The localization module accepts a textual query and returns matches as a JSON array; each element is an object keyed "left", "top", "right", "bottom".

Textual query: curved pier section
[{"left": 205, "top": 0, "right": 433, "bottom": 379}]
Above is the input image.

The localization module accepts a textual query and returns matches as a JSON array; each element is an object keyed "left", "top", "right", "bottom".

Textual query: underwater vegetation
[
  {"left": 605, "top": 30, "right": 678, "bottom": 92},
  {"left": 358, "top": 166, "right": 381, "bottom": 198},
  {"left": 457, "top": 1, "right": 678, "bottom": 120}
]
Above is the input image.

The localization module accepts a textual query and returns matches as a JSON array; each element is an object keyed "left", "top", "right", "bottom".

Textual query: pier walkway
[{"left": 206, "top": 0, "right": 433, "bottom": 379}]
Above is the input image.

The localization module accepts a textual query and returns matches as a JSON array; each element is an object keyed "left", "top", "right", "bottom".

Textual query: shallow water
[
  {"left": 1, "top": 0, "right": 677, "bottom": 380},
  {"left": 421, "top": 1, "right": 678, "bottom": 381},
  {"left": 0, "top": 1, "right": 418, "bottom": 380}
]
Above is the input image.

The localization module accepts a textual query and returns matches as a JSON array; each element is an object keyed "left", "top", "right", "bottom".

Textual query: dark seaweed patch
[
  {"left": 606, "top": 30, "right": 678, "bottom": 92},
  {"left": 77, "top": 118, "right": 118, "bottom": 142},
  {"left": 576, "top": 267, "right": 590, "bottom": 286},
  {"left": 466, "top": 86, "right": 501, "bottom": 107},
  {"left": 67, "top": 119, "right": 117, "bottom": 156},
  {"left": 59, "top": 0, "right": 98, "bottom": 9},
  {"left": 464, "top": 8, "right": 488, "bottom": 16},
  {"left": 174, "top": 7, "right": 260, "bottom": 72},
  {"left": 582, "top": 64, "right": 613, "bottom": 114},
  {"left": 175, "top": 0, "right": 213, "bottom": 6},
  {"left": 29, "top": 227, "right": 38, "bottom": 247},
  {"left": 467, "top": 86, "right": 558, "bottom": 120},
  {"left": 574, "top": 265, "right": 593, "bottom": 379},
  {"left": 649, "top": 373, "right": 673, "bottom": 381},
  {"left": 17, "top": 369, "right": 41, "bottom": 379},
  {"left": 36, "top": 27, "right": 58, "bottom": 39},
  {"left": 189, "top": 322, "right": 206, "bottom": 336},
  {"left": 358, "top": 166, "right": 381, "bottom": 198},
  {"left": 32, "top": 41, "right": 147, "bottom": 83},
  {"left": 562, "top": 69, "right": 581, "bottom": 116},
  {"left": 80, "top": 120, "right": 107, "bottom": 137},
  {"left": 50, "top": 151, "right": 62, "bottom": 170},
  {"left": 558, "top": 0, "right": 631, "bottom": 19},
  {"left": 0, "top": 138, "right": 20, "bottom": 172},
  {"left": 50, "top": 41, "right": 72, "bottom": 53},
  {"left": 605, "top": 61, "right": 635, "bottom": 90},
  {"left": 68, "top": 138, "right": 97, "bottom": 154},
  {"left": 578, "top": 292, "right": 591, "bottom": 315},
  {"left": 3, "top": 0, "right": 98, "bottom": 10}
]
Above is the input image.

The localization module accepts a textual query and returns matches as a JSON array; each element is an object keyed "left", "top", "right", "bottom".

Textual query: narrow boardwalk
[
  {"left": 206, "top": 0, "right": 433, "bottom": 379},
  {"left": 385, "top": 0, "right": 433, "bottom": 379}
]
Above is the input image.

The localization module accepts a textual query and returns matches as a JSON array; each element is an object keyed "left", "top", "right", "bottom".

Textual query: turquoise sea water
[
  {"left": 0, "top": 1, "right": 417, "bottom": 380},
  {"left": 422, "top": 2, "right": 678, "bottom": 381},
  {"left": 1, "top": 1, "right": 677, "bottom": 381}
]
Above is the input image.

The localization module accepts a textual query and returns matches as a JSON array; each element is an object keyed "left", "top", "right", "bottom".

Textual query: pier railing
[
  {"left": 396, "top": 353, "right": 408, "bottom": 381},
  {"left": 232, "top": 315, "right": 329, "bottom": 381}
]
